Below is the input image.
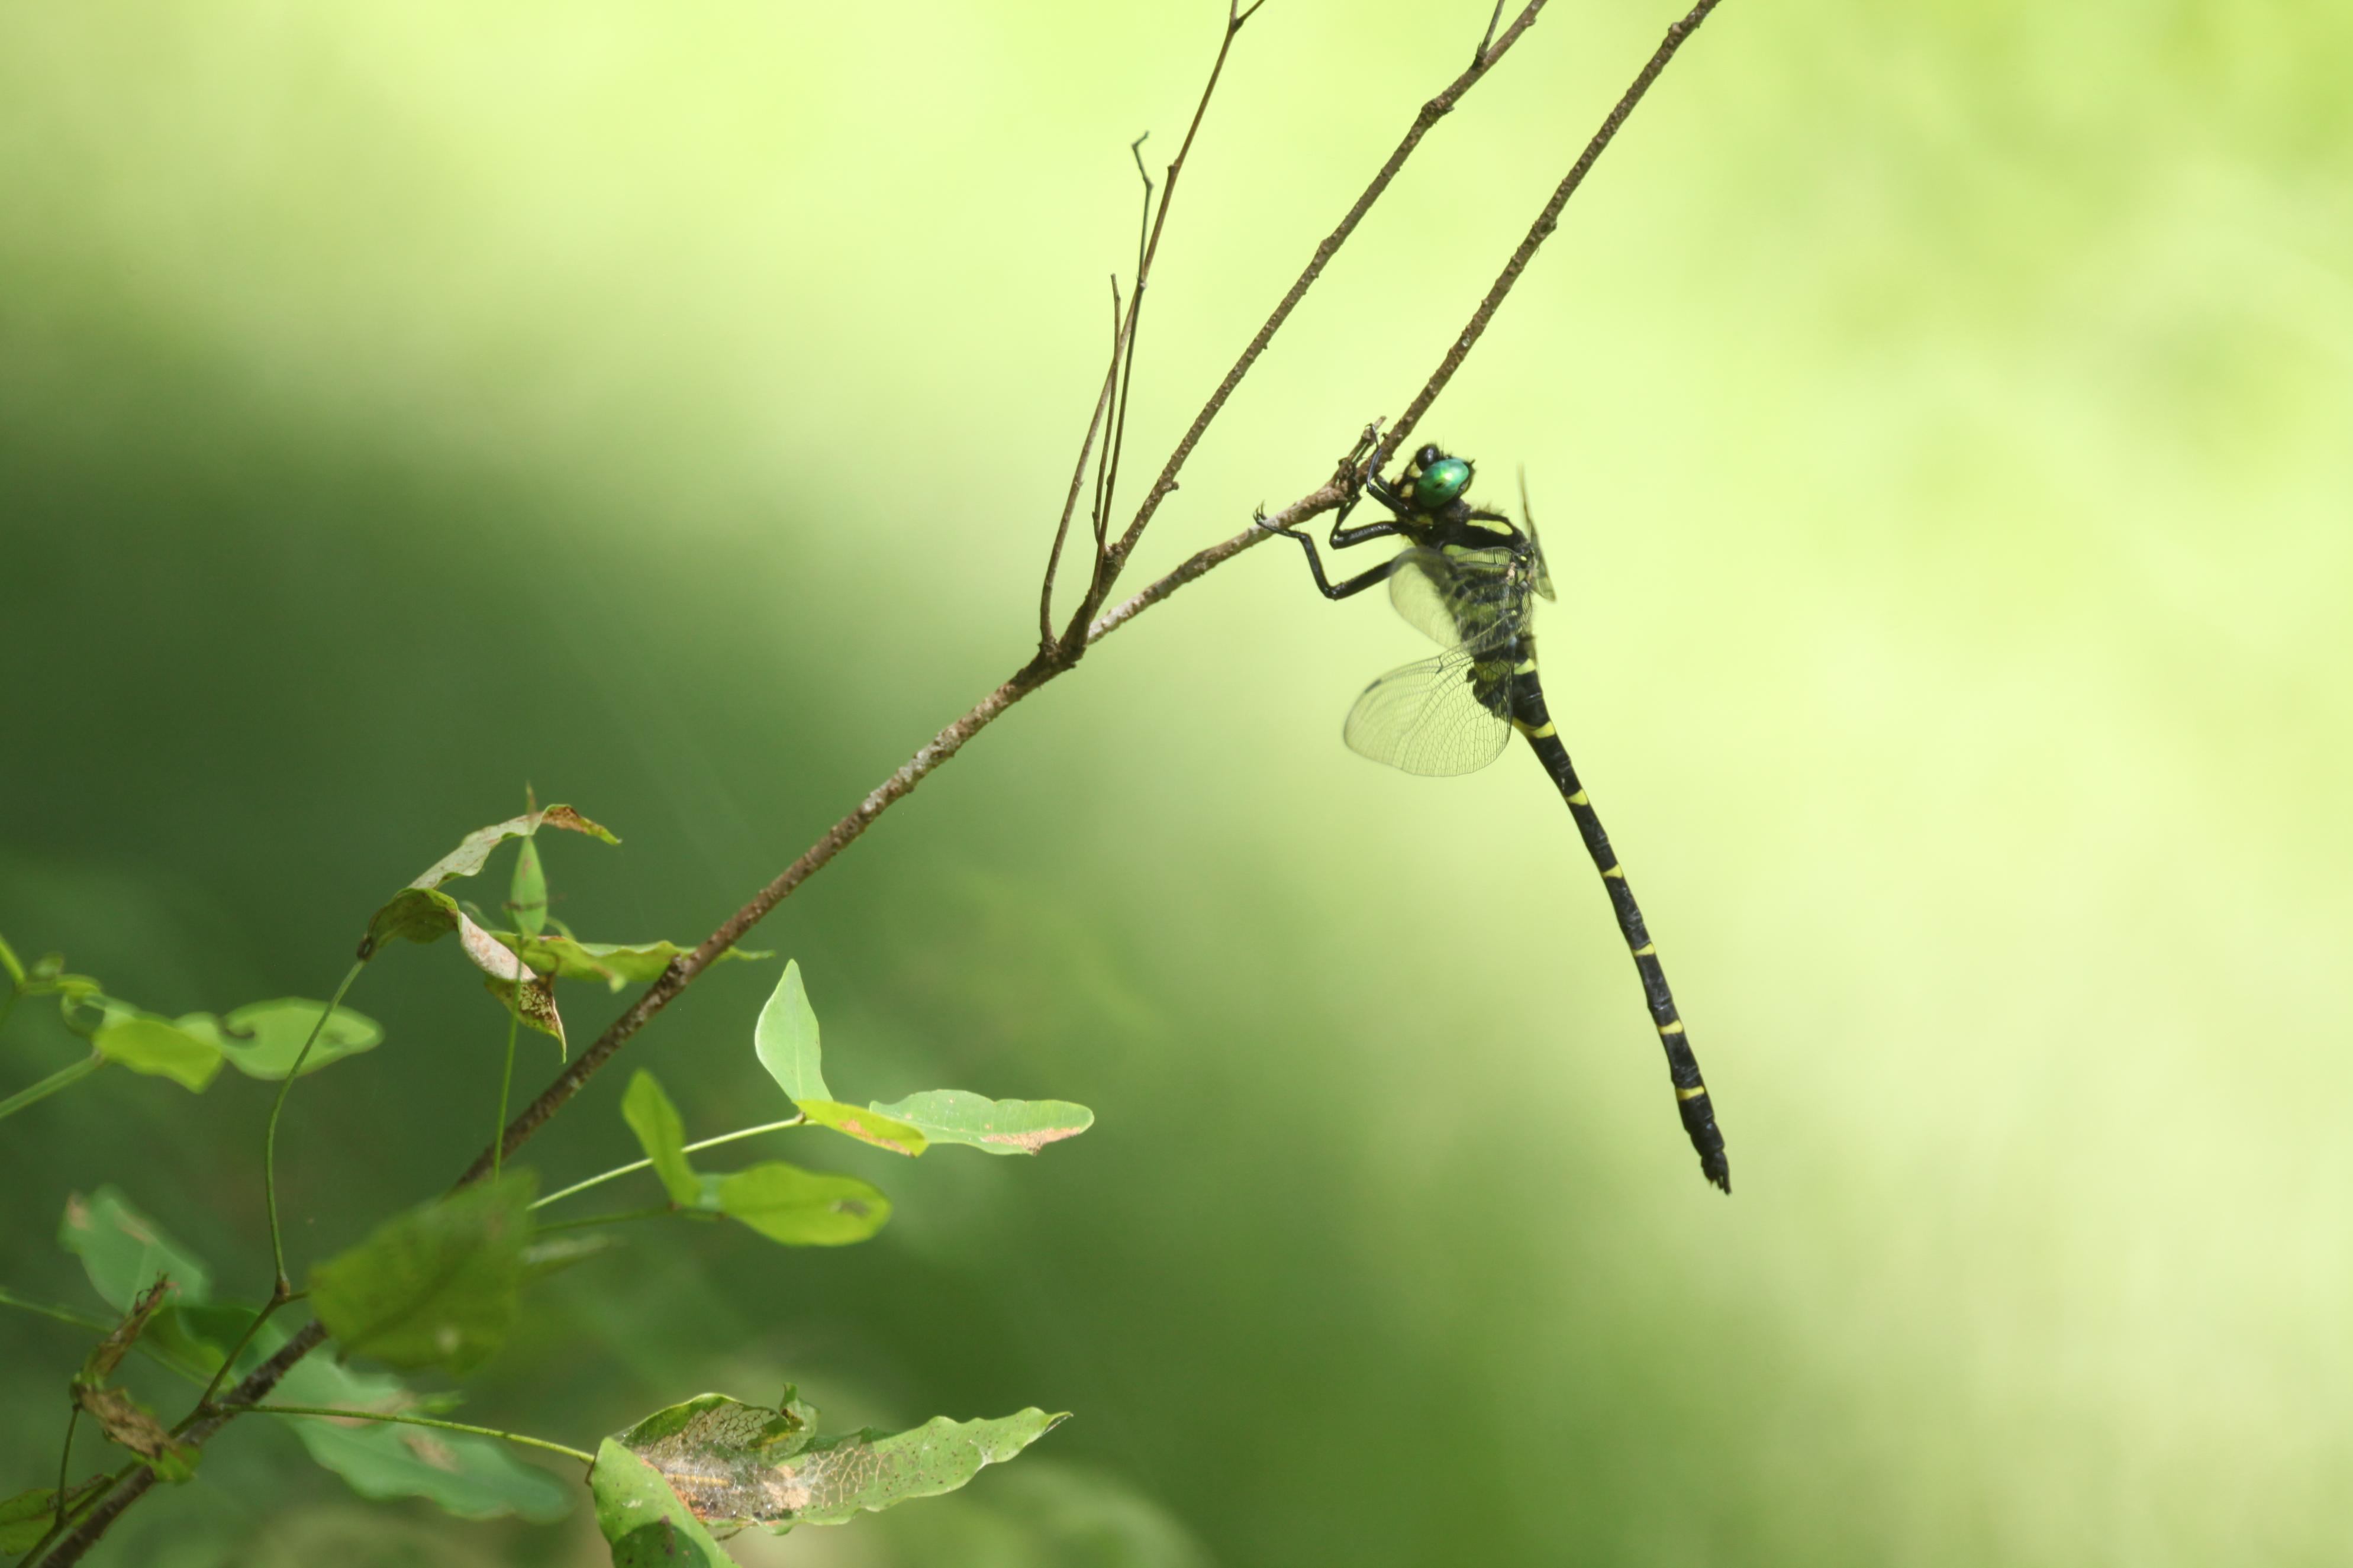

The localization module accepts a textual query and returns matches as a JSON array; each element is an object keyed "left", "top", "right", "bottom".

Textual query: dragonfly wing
[
  {"left": 1389, "top": 547, "right": 1523, "bottom": 653},
  {"left": 1343, "top": 649, "right": 1515, "bottom": 777}
]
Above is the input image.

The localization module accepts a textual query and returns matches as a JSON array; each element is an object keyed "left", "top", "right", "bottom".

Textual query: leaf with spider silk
[
  {"left": 1343, "top": 649, "right": 1515, "bottom": 777},
  {"left": 1387, "top": 549, "right": 1522, "bottom": 654}
]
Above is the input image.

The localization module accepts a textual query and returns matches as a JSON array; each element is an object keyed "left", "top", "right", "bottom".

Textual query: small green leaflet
[
  {"left": 591, "top": 1440, "right": 736, "bottom": 1567},
  {"left": 752, "top": 962, "right": 1091, "bottom": 1159},
  {"left": 868, "top": 1090, "right": 1094, "bottom": 1156},
  {"left": 59, "top": 1187, "right": 213, "bottom": 1311},
  {"left": 91, "top": 1007, "right": 223, "bottom": 1092},
  {"left": 621, "top": 1071, "right": 701, "bottom": 1207},
  {"left": 310, "top": 1174, "right": 536, "bottom": 1373},
  {"left": 611, "top": 1390, "right": 1065, "bottom": 1534},
  {"left": 712, "top": 1164, "right": 889, "bottom": 1246}
]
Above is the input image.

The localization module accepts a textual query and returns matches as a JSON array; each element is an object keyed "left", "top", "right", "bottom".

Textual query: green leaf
[
  {"left": 496, "top": 933, "right": 770, "bottom": 992},
  {"left": 408, "top": 806, "right": 618, "bottom": 893},
  {"left": 1, "top": 1479, "right": 108, "bottom": 1553},
  {"left": 309, "top": 1174, "right": 536, "bottom": 1373},
  {"left": 795, "top": 1099, "right": 928, "bottom": 1157},
  {"left": 59, "top": 1186, "right": 212, "bottom": 1311},
  {"left": 207, "top": 998, "right": 384, "bottom": 1080},
  {"left": 0, "top": 931, "right": 22, "bottom": 988},
  {"left": 753, "top": 961, "right": 831, "bottom": 1105},
  {"left": 91, "top": 1007, "right": 223, "bottom": 1092},
  {"left": 278, "top": 1411, "right": 575, "bottom": 1523},
  {"left": 510, "top": 835, "right": 549, "bottom": 938},
  {"left": 714, "top": 1163, "right": 889, "bottom": 1247},
  {"left": 614, "top": 1390, "right": 1065, "bottom": 1535},
  {"left": 591, "top": 1438, "right": 737, "bottom": 1566},
  {"left": 868, "top": 1090, "right": 1095, "bottom": 1156},
  {"left": 621, "top": 1072, "right": 700, "bottom": 1207},
  {"left": 72, "top": 1384, "right": 199, "bottom": 1482},
  {"left": 360, "top": 886, "right": 463, "bottom": 955}
]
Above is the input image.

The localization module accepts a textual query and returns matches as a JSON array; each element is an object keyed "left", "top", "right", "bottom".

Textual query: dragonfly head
[{"left": 1405, "top": 446, "right": 1474, "bottom": 514}]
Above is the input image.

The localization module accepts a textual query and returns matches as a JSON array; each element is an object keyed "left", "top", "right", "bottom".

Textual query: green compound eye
[{"left": 1410, "top": 456, "right": 1473, "bottom": 511}]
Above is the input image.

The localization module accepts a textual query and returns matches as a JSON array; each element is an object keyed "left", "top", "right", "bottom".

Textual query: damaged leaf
[
  {"left": 613, "top": 1390, "right": 1064, "bottom": 1535},
  {"left": 591, "top": 1439, "right": 736, "bottom": 1566},
  {"left": 309, "top": 1174, "right": 536, "bottom": 1373},
  {"left": 73, "top": 1385, "right": 199, "bottom": 1482},
  {"left": 794, "top": 1099, "right": 927, "bottom": 1157},
  {"left": 868, "top": 1090, "right": 1094, "bottom": 1156},
  {"left": 409, "top": 806, "right": 618, "bottom": 893},
  {"left": 359, "top": 806, "right": 616, "bottom": 956},
  {"left": 79, "top": 1279, "right": 172, "bottom": 1386}
]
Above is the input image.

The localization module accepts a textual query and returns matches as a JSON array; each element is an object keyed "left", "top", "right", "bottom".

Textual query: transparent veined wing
[
  {"left": 1387, "top": 549, "right": 1522, "bottom": 654},
  {"left": 1342, "top": 648, "right": 1515, "bottom": 777}
]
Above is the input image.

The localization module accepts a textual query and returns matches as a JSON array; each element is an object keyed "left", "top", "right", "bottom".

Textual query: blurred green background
[{"left": 4, "top": 0, "right": 2348, "bottom": 1563}]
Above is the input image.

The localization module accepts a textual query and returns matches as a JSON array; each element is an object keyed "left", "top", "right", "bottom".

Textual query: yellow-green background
[{"left": 4, "top": 1, "right": 2347, "bottom": 1563}]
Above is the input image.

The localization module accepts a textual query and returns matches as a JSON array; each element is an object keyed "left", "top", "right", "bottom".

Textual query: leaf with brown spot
[{"left": 866, "top": 1090, "right": 1094, "bottom": 1157}]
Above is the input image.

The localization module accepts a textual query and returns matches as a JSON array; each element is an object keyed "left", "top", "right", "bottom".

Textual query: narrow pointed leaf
[
  {"left": 796, "top": 1099, "right": 927, "bottom": 1157},
  {"left": 309, "top": 1173, "right": 536, "bottom": 1373},
  {"left": 714, "top": 1163, "right": 889, "bottom": 1247},
  {"left": 753, "top": 961, "right": 831, "bottom": 1104},
  {"left": 621, "top": 1072, "right": 701, "bottom": 1206},
  {"left": 91, "top": 1008, "right": 223, "bottom": 1092},
  {"left": 868, "top": 1090, "right": 1094, "bottom": 1156},
  {"left": 616, "top": 1391, "right": 1065, "bottom": 1534},
  {"left": 209, "top": 998, "right": 384, "bottom": 1080},
  {"left": 592, "top": 1438, "right": 737, "bottom": 1566},
  {"left": 510, "top": 835, "right": 549, "bottom": 937},
  {"left": 73, "top": 1385, "right": 199, "bottom": 1482},
  {"left": 59, "top": 1187, "right": 212, "bottom": 1311}
]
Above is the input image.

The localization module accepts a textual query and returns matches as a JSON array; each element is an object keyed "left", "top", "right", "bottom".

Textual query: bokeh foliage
[{"left": 4, "top": 0, "right": 2348, "bottom": 1563}]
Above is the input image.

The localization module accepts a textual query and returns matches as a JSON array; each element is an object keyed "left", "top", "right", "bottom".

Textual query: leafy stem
[
  {"left": 530, "top": 1116, "right": 806, "bottom": 1211},
  {"left": 0, "top": 1055, "right": 104, "bottom": 1125},
  {"left": 529, "top": 1204, "right": 679, "bottom": 1238},
  {"left": 263, "top": 960, "right": 368, "bottom": 1293},
  {"left": 232, "top": 1404, "right": 595, "bottom": 1467}
]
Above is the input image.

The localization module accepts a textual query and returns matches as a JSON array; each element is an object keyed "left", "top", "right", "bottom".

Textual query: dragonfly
[{"left": 1259, "top": 442, "right": 1729, "bottom": 1193}]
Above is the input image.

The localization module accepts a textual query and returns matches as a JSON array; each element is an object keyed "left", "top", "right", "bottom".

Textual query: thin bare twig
[
  {"left": 1389, "top": 0, "right": 1726, "bottom": 455},
  {"left": 1477, "top": 1, "right": 1509, "bottom": 64},
  {"left": 1092, "top": 135, "right": 1156, "bottom": 560},
  {"left": 36, "top": 7, "right": 1736, "bottom": 1557},
  {"left": 1039, "top": 276, "right": 1126, "bottom": 652},
  {"left": 1076, "top": 2, "right": 1553, "bottom": 634}
]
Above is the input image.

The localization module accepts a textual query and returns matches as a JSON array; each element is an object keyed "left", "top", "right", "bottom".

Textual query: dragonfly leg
[{"left": 1255, "top": 517, "right": 1403, "bottom": 601}]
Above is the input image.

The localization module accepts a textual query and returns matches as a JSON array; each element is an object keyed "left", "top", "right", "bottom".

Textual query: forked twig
[{"left": 35, "top": 5, "right": 1736, "bottom": 1557}]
